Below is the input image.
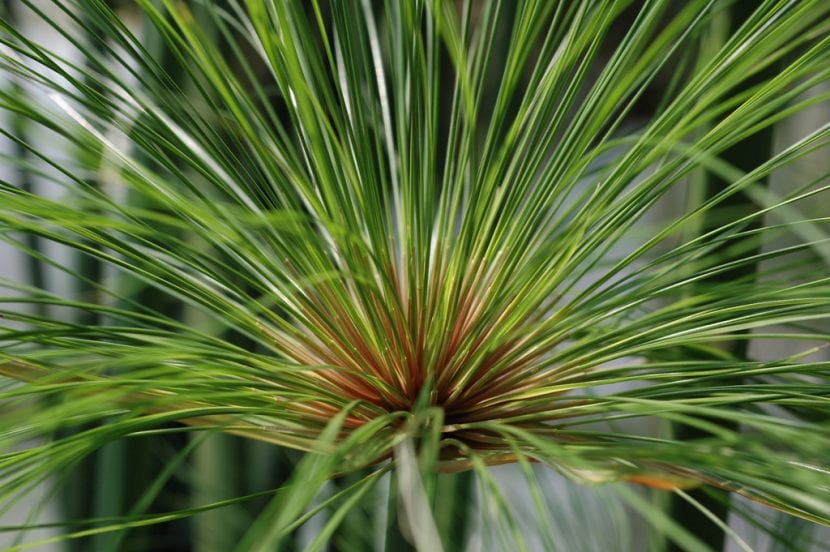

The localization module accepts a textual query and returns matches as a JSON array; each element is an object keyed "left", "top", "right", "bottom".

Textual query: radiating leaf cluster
[{"left": 1, "top": 0, "right": 829, "bottom": 550}]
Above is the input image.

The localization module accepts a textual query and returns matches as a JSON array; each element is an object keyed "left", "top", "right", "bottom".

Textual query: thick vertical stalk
[
  {"left": 433, "top": 471, "right": 474, "bottom": 550},
  {"left": 184, "top": 3, "right": 298, "bottom": 550},
  {"left": 667, "top": 2, "right": 775, "bottom": 550},
  {"left": 7, "top": 104, "right": 45, "bottom": 312},
  {"left": 58, "top": 4, "right": 153, "bottom": 550},
  {"left": 78, "top": 12, "right": 111, "bottom": 552},
  {"left": 384, "top": 476, "right": 418, "bottom": 552},
  {"left": 0, "top": 1, "right": 101, "bottom": 538},
  {"left": 88, "top": 3, "right": 191, "bottom": 550},
  {"left": 327, "top": 470, "right": 378, "bottom": 552}
]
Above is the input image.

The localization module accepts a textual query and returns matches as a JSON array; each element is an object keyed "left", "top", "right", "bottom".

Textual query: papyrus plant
[{"left": 1, "top": 0, "right": 829, "bottom": 550}]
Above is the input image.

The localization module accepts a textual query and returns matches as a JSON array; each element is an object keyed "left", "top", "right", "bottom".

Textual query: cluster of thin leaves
[{"left": 0, "top": 0, "right": 829, "bottom": 550}]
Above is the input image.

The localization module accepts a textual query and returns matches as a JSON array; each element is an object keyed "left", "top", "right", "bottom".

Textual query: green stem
[
  {"left": 1, "top": 0, "right": 44, "bottom": 313},
  {"left": 384, "top": 476, "right": 417, "bottom": 552},
  {"left": 667, "top": 2, "right": 775, "bottom": 550},
  {"left": 434, "top": 471, "right": 474, "bottom": 551},
  {"left": 327, "top": 470, "right": 377, "bottom": 552}
]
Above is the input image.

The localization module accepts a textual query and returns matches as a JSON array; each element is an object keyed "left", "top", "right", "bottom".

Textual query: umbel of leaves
[{"left": 1, "top": 0, "right": 829, "bottom": 548}]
